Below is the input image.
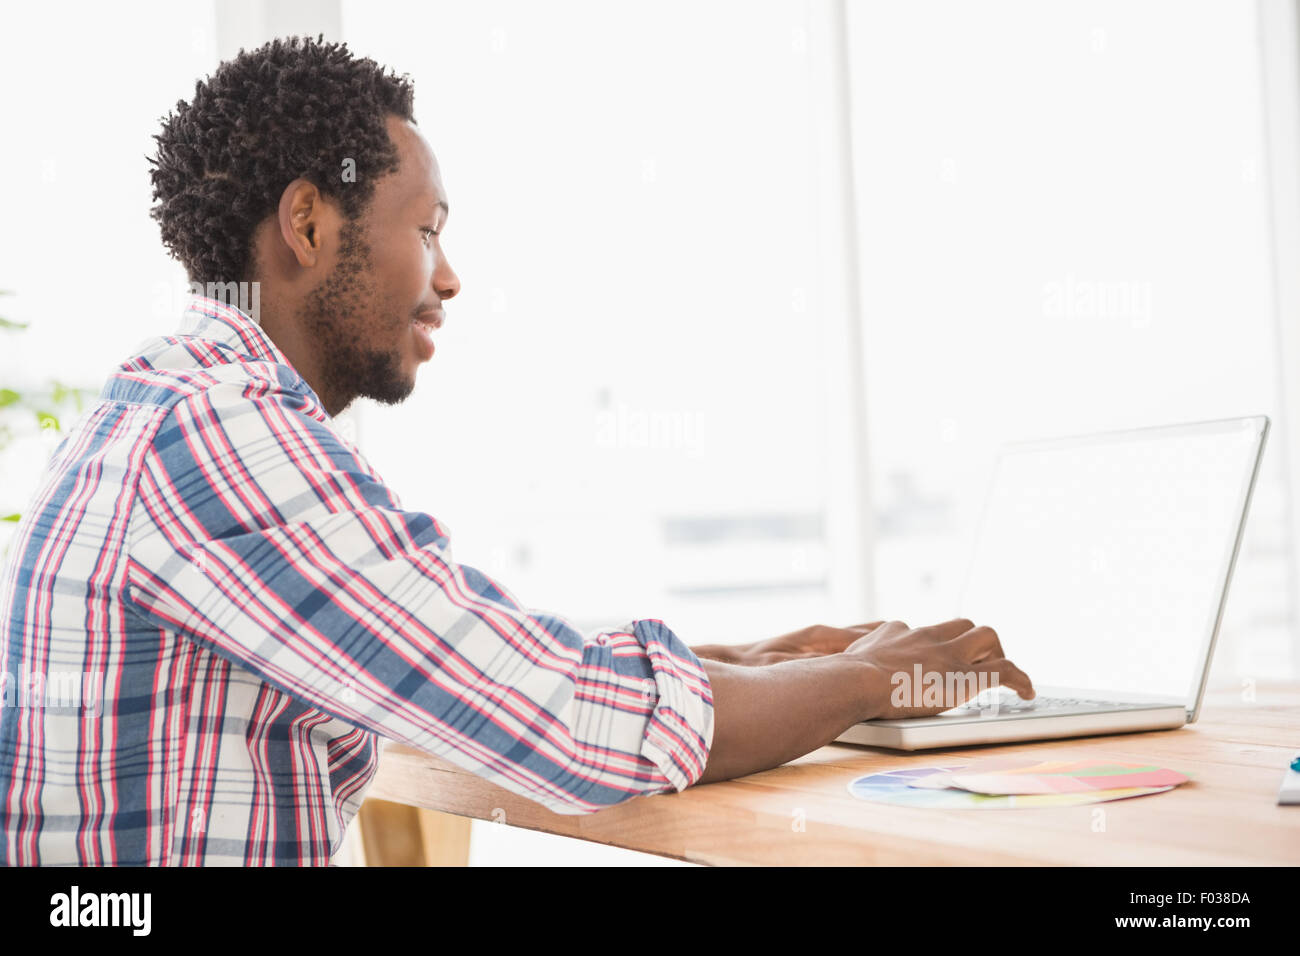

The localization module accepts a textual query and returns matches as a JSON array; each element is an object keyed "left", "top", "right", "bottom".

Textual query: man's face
[{"left": 298, "top": 116, "right": 458, "bottom": 411}]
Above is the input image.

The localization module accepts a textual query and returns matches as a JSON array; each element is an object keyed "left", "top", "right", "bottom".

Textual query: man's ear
[{"left": 277, "top": 178, "right": 329, "bottom": 269}]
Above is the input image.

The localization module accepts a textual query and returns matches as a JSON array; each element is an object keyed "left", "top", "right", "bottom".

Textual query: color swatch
[
  {"left": 911, "top": 757, "right": 1190, "bottom": 795},
  {"left": 847, "top": 764, "right": 1176, "bottom": 810}
]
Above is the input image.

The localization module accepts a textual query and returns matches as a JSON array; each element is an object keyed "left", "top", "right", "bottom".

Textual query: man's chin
[{"left": 362, "top": 378, "right": 417, "bottom": 407}]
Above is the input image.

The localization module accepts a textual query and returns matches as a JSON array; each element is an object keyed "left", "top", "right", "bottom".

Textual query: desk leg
[{"left": 356, "top": 797, "right": 472, "bottom": 866}]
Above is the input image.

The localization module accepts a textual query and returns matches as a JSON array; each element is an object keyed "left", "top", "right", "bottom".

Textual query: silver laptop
[{"left": 836, "top": 415, "right": 1269, "bottom": 751}]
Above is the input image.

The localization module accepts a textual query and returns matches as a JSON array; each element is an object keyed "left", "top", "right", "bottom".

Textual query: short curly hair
[{"left": 147, "top": 34, "right": 415, "bottom": 286}]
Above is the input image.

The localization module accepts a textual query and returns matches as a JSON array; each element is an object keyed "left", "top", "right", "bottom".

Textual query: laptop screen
[{"left": 957, "top": 416, "right": 1267, "bottom": 710}]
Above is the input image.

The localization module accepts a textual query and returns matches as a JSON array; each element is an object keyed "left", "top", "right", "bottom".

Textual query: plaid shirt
[{"left": 0, "top": 295, "right": 714, "bottom": 865}]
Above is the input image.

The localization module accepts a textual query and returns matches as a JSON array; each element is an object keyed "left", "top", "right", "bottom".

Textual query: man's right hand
[
  {"left": 845, "top": 618, "right": 1035, "bottom": 720},
  {"left": 694, "top": 616, "right": 1034, "bottom": 786}
]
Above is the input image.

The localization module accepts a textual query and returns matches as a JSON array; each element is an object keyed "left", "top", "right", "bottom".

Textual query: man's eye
[{"left": 421, "top": 227, "right": 440, "bottom": 242}]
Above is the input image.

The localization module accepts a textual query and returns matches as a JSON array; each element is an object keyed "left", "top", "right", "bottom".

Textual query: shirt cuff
[{"left": 625, "top": 618, "right": 715, "bottom": 793}]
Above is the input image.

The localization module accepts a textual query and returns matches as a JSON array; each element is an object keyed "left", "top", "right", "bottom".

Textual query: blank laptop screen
[{"left": 958, "top": 418, "right": 1265, "bottom": 704}]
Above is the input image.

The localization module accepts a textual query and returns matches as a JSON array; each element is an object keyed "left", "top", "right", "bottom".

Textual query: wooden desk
[{"left": 363, "top": 682, "right": 1300, "bottom": 866}]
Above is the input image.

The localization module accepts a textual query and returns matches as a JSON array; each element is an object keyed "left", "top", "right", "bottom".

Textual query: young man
[{"left": 0, "top": 36, "right": 1032, "bottom": 865}]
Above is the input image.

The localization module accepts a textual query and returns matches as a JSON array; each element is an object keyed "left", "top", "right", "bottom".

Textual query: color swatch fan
[
  {"left": 848, "top": 755, "right": 1190, "bottom": 810},
  {"left": 910, "top": 757, "right": 1190, "bottom": 795}
]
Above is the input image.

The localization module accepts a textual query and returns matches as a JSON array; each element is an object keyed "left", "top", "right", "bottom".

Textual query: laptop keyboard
[{"left": 944, "top": 694, "right": 1148, "bottom": 716}]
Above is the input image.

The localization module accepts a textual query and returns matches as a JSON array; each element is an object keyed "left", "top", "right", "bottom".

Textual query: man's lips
[{"left": 411, "top": 310, "right": 442, "bottom": 362}]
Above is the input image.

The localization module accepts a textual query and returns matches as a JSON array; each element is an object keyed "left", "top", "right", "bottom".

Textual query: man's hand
[
  {"left": 845, "top": 618, "right": 1034, "bottom": 719},
  {"left": 692, "top": 621, "right": 886, "bottom": 666},
  {"left": 694, "top": 616, "right": 1035, "bottom": 786}
]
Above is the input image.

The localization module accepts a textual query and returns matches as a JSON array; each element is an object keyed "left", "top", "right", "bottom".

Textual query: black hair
[{"left": 147, "top": 34, "right": 415, "bottom": 286}]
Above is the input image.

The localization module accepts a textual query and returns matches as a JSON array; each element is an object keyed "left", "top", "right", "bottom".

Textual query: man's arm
[
  {"left": 125, "top": 376, "right": 713, "bottom": 815},
  {"left": 695, "top": 654, "right": 880, "bottom": 783}
]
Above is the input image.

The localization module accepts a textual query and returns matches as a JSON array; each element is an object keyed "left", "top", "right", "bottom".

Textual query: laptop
[{"left": 835, "top": 414, "right": 1270, "bottom": 751}]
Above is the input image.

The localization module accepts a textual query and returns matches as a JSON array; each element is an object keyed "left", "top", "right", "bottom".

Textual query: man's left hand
[{"left": 693, "top": 621, "right": 886, "bottom": 666}]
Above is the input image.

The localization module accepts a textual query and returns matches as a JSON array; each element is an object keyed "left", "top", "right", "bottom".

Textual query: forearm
[
  {"left": 695, "top": 654, "right": 883, "bottom": 785},
  {"left": 689, "top": 642, "right": 753, "bottom": 665}
]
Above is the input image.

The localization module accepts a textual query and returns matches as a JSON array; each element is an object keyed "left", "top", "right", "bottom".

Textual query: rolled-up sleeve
[{"left": 124, "top": 371, "right": 714, "bottom": 813}]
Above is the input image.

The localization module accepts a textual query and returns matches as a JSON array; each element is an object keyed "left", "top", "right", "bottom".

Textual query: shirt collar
[
  {"left": 179, "top": 294, "right": 288, "bottom": 366},
  {"left": 178, "top": 294, "right": 327, "bottom": 414}
]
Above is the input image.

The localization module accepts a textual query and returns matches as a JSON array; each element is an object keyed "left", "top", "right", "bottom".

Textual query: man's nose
[{"left": 435, "top": 254, "right": 460, "bottom": 302}]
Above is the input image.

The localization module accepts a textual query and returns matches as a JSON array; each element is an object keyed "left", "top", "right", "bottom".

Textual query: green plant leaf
[
  {"left": 47, "top": 380, "right": 95, "bottom": 412},
  {"left": 2, "top": 514, "right": 20, "bottom": 522},
  {"left": 35, "top": 411, "right": 60, "bottom": 432},
  {"left": 0, "top": 388, "right": 19, "bottom": 408},
  {"left": 0, "top": 316, "right": 29, "bottom": 330}
]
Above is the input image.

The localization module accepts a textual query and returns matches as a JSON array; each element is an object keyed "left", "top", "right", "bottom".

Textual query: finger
[
  {"left": 812, "top": 630, "right": 867, "bottom": 653},
  {"left": 924, "top": 618, "right": 975, "bottom": 642},
  {"left": 846, "top": 620, "right": 886, "bottom": 632},
  {"left": 844, "top": 620, "right": 909, "bottom": 653},
  {"left": 788, "top": 625, "right": 872, "bottom": 657},
  {"left": 978, "top": 658, "right": 1035, "bottom": 699},
  {"left": 950, "top": 624, "right": 1004, "bottom": 661}
]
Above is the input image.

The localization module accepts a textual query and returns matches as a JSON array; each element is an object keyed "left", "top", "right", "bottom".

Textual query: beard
[{"left": 297, "top": 217, "right": 414, "bottom": 413}]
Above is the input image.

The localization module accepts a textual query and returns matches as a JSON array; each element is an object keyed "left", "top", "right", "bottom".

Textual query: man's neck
[{"left": 253, "top": 294, "right": 348, "bottom": 417}]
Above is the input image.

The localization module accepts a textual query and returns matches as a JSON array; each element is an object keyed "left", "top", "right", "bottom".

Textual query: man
[{"left": 0, "top": 36, "right": 1032, "bottom": 865}]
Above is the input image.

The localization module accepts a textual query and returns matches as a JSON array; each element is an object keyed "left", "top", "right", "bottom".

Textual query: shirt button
[{"left": 596, "top": 635, "right": 609, "bottom": 646}]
